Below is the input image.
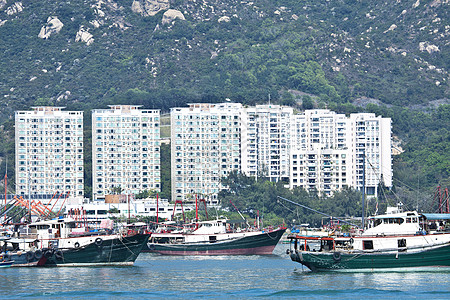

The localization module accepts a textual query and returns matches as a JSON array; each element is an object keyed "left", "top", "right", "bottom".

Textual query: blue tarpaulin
[{"left": 421, "top": 213, "right": 450, "bottom": 220}]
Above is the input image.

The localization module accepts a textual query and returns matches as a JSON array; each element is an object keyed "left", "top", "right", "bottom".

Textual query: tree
[
  {"left": 302, "top": 95, "right": 314, "bottom": 109},
  {"left": 109, "top": 186, "right": 123, "bottom": 195}
]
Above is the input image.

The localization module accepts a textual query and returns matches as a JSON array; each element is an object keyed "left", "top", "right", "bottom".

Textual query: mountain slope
[{"left": 0, "top": 0, "right": 448, "bottom": 118}]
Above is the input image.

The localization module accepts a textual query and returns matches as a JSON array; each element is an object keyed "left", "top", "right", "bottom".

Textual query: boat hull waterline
[
  {"left": 146, "top": 228, "right": 286, "bottom": 255},
  {"left": 290, "top": 242, "right": 450, "bottom": 272}
]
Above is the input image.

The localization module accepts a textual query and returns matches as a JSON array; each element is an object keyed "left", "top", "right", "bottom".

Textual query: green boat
[
  {"left": 145, "top": 219, "right": 286, "bottom": 255},
  {"left": 288, "top": 210, "right": 450, "bottom": 272},
  {"left": 9, "top": 217, "right": 149, "bottom": 267},
  {"left": 39, "top": 233, "right": 149, "bottom": 266}
]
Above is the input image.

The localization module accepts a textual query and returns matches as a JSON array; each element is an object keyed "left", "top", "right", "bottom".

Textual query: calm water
[{"left": 2, "top": 244, "right": 450, "bottom": 299}]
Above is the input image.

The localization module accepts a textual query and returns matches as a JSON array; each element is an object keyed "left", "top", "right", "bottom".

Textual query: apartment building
[
  {"left": 241, "top": 105, "right": 293, "bottom": 182},
  {"left": 171, "top": 104, "right": 392, "bottom": 200},
  {"left": 92, "top": 105, "right": 160, "bottom": 200},
  {"left": 171, "top": 103, "right": 242, "bottom": 202},
  {"left": 350, "top": 113, "right": 392, "bottom": 196},
  {"left": 15, "top": 107, "right": 84, "bottom": 204},
  {"left": 290, "top": 110, "right": 391, "bottom": 196}
]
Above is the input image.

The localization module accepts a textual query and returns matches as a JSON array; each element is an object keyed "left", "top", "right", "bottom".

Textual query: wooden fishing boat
[
  {"left": 0, "top": 237, "right": 43, "bottom": 267},
  {"left": 145, "top": 219, "right": 286, "bottom": 255},
  {"left": 287, "top": 209, "right": 450, "bottom": 272},
  {"left": 2, "top": 217, "right": 149, "bottom": 267},
  {"left": 38, "top": 233, "right": 149, "bottom": 266}
]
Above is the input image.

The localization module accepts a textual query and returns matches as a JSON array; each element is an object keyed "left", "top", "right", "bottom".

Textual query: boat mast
[
  {"left": 156, "top": 193, "right": 159, "bottom": 223},
  {"left": 4, "top": 157, "right": 7, "bottom": 207},
  {"left": 362, "top": 150, "right": 366, "bottom": 230},
  {"left": 195, "top": 194, "right": 198, "bottom": 229},
  {"left": 28, "top": 171, "right": 31, "bottom": 222}
]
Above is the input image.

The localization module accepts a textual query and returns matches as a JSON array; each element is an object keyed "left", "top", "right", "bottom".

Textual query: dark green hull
[
  {"left": 40, "top": 234, "right": 149, "bottom": 266},
  {"left": 290, "top": 244, "right": 450, "bottom": 272},
  {"left": 146, "top": 228, "right": 286, "bottom": 255}
]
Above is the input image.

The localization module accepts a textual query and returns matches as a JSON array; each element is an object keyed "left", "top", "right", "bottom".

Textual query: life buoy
[
  {"left": 34, "top": 249, "right": 43, "bottom": 260},
  {"left": 95, "top": 237, "right": 103, "bottom": 246},
  {"left": 26, "top": 251, "right": 34, "bottom": 261},
  {"left": 332, "top": 251, "right": 341, "bottom": 262},
  {"left": 74, "top": 242, "right": 80, "bottom": 249},
  {"left": 55, "top": 250, "right": 63, "bottom": 260}
]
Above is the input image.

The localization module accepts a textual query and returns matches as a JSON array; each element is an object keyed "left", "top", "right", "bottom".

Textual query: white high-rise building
[
  {"left": 350, "top": 113, "right": 392, "bottom": 196},
  {"left": 241, "top": 105, "right": 293, "bottom": 181},
  {"left": 92, "top": 105, "right": 160, "bottom": 200},
  {"left": 290, "top": 110, "right": 391, "bottom": 196},
  {"left": 15, "top": 107, "right": 84, "bottom": 204},
  {"left": 171, "top": 105, "right": 392, "bottom": 200},
  {"left": 171, "top": 103, "right": 242, "bottom": 202}
]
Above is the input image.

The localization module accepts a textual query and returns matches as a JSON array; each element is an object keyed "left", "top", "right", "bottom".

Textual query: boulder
[
  {"left": 131, "top": 0, "right": 169, "bottom": 17},
  {"left": 162, "top": 9, "right": 185, "bottom": 25},
  {"left": 75, "top": 26, "right": 94, "bottom": 45},
  {"left": 218, "top": 16, "right": 230, "bottom": 23},
  {"left": 6, "top": 2, "right": 23, "bottom": 15},
  {"left": 38, "top": 16, "right": 64, "bottom": 39}
]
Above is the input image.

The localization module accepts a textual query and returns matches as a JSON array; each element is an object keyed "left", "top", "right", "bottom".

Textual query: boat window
[
  {"left": 37, "top": 225, "right": 50, "bottom": 230},
  {"left": 374, "top": 219, "right": 382, "bottom": 226},
  {"left": 97, "top": 210, "right": 107, "bottom": 215},
  {"left": 398, "top": 239, "right": 406, "bottom": 248},
  {"left": 406, "top": 218, "right": 411, "bottom": 223},
  {"left": 396, "top": 218, "right": 404, "bottom": 225},
  {"left": 363, "top": 240, "right": 373, "bottom": 250}
]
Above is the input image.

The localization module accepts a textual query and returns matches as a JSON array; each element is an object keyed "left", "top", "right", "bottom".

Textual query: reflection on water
[{"left": 2, "top": 244, "right": 450, "bottom": 299}]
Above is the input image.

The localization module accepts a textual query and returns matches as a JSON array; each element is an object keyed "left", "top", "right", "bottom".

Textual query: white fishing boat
[{"left": 288, "top": 206, "right": 450, "bottom": 271}]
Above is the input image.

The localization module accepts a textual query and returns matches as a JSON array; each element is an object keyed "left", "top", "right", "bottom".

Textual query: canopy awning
[{"left": 421, "top": 213, "right": 450, "bottom": 220}]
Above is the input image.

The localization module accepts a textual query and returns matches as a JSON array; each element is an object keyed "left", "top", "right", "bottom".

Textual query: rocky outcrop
[
  {"left": 162, "top": 9, "right": 185, "bottom": 25},
  {"left": 419, "top": 42, "right": 440, "bottom": 54},
  {"left": 131, "top": 0, "right": 169, "bottom": 17},
  {"left": 0, "top": 0, "right": 7, "bottom": 10},
  {"left": 38, "top": 17, "right": 64, "bottom": 39},
  {"left": 6, "top": 2, "right": 23, "bottom": 15},
  {"left": 75, "top": 26, "right": 94, "bottom": 45},
  {"left": 218, "top": 16, "right": 230, "bottom": 23}
]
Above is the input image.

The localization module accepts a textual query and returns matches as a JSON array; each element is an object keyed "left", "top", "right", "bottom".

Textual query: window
[
  {"left": 398, "top": 239, "right": 406, "bottom": 249},
  {"left": 363, "top": 240, "right": 373, "bottom": 250}
]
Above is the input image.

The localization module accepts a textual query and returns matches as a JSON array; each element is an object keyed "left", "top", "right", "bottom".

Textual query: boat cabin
[
  {"left": 1, "top": 237, "right": 38, "bottom": 253},
  {"left": 191, "top": 220, "right": 227, "bottom": 235},
  {"left": 363, "top": 211, "right": 424, "bottom": 236}
]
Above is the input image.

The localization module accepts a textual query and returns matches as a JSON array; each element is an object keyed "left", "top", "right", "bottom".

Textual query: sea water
[{"left": 1, "top": 244, "right": 450, "bottom": 299}]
